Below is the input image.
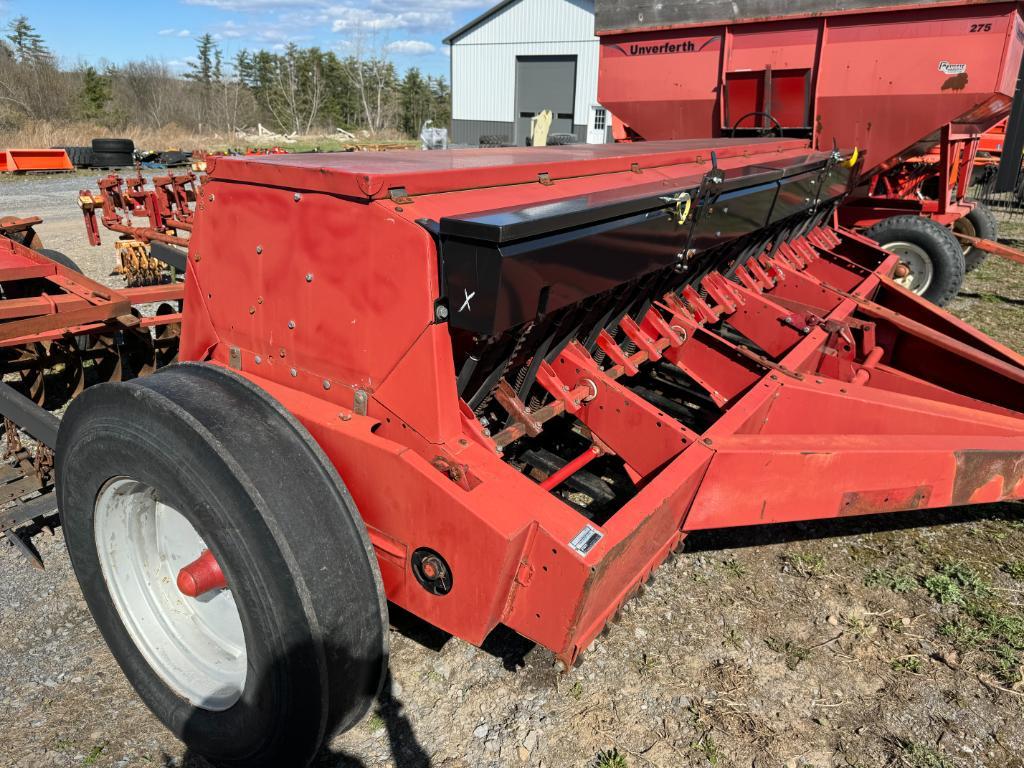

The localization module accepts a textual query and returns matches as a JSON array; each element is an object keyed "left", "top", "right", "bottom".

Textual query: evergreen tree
[
  {"left": 79, "top": 65, "right": 111, "bottom": 119},
  {"left": 5, "top": 16, "right": 53, "bottom": 65},
  {"left": 185, "top": 34, "right": 222, "bottom": 128},
  {"left": 185, "top": 33, "right": 218, "bottom": 88}
]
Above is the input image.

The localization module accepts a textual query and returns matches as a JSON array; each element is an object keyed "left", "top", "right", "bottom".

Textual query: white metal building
[{"left": 444, "top": 0, "right": 607, "bottom": 147}]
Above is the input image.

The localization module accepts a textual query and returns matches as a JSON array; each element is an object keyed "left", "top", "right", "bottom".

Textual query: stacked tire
[
  {"left": 547, "top": 133, "right": 578, "bottom": 145},
  {"left": 91, "top": 138, "right": 135, "bottom": 169},
  {"left": 56, "top": 146, "right": 94, "bottom": 169}
]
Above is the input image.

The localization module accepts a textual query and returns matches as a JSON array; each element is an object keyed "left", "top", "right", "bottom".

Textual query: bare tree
[
  {"left": 117, "top": 60, "right": 183, "bottom": 128},
  {"left": 345, "top": 31, "right": 397, "bottom": 136},
  {"left": 268, "top": 44, "right": 325, "bottom": 135}
]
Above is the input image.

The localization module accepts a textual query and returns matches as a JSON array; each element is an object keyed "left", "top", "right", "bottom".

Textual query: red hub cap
[{"left": 177, "top": 549, "right": 228, "bottom": 598}]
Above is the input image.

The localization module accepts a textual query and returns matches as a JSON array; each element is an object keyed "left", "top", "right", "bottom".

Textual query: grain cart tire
[
  {"left": 57, "top": 363, "right": 388, "bottom": 768},
  {"left": 865, "top": 215, "right": 965, "bottom": 306},
  {"left": 954, "top": 203, "right": 999, "bottom": 273}
]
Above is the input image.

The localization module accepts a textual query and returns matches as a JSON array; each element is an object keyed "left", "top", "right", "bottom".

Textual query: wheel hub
[
  {"left": 953, "top": 215, "right": 978, "bottom": 258},
  {"left": 883, "top": 240, "right": 934, "bottom": 295},
  {"left": 93, "top": 478, "right": 247, "bottom": 711}
]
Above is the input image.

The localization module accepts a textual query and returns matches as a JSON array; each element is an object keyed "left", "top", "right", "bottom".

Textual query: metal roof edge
[{"left": 443, "top": 0, "right": 523, "bottom": 44}]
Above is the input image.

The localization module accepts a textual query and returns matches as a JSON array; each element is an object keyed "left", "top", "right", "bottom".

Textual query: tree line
[{"left": 0, "top": 17, "right": 451, "bottom": 139}]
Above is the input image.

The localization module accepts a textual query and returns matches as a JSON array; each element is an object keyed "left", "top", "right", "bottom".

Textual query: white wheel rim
[
  {"left": 93, "top": 478, "right": 247, "bottom": 711},
  {"left": 884, "top": 240, "right": 934, "bottom": 295}
]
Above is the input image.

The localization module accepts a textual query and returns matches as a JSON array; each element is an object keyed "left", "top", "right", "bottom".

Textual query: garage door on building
[{"left": 515, "top": 55, "right": 577, "bottom": 145}]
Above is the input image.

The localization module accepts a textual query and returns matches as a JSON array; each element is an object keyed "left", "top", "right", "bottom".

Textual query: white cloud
[
  {"left": 183, "top": 0, "right": 320, "bottom": 8},
  {"left": 172, "top": 0, "right": 490, "bottom": 60},
  {"left": 166, "top": 57, "right": 198, "bottom": 72},
  {"left": 328, "top": 7, "right": 450, "bottom": 32},
  {"left": 158, "top": 28, "right": 193, "bottom": 37},
  {"left": 385, "top": 39, "right": 436, "bottom": 55}
]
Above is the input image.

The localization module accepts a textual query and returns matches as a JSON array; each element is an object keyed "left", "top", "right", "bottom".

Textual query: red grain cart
[
  {"left": 597, "top": 0, "right": 1024, "bottom": 304},
  {"left": 2, "top": 134, "right": 1024, "bottom": 765}
]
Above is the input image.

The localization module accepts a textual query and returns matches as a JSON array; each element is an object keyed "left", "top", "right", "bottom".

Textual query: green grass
[
  {"left": 900, "top": 742, "right": 955, "bottom": 768},
  {"left": 594, "top": 748, "right": 628, "bottom": 768},
  {"left": 83, "top": 743, "right": 106, "bottom": 766},
  {"left": 1001, "top": 560, "right": 1024, "bottom": 581},
  {"left": 765, "top": 636, "right": 810, "bottom": 670},
  {"left": 924, "top": 561, "right": 990, "bottom": 605},
  {"left": 891, "top": 656, "right": 923, "bottom": 674},
  {"left": 722, "top": 558, "right": 746, "bottom": 577},
  {"left": 926, "top": 561, "right": 1024, "bottom": 684},
  {"left": 690, "top": 734, "right": 722, "bottom": 765},
  {"left": 864, "top": 567, "right": 917, "bottom": 594},
  {"left": 783, "top": 552, "right": 826, "bottom": 577}
]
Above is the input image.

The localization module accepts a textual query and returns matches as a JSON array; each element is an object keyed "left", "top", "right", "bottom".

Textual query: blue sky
[{"left": 0, "top": 0, "right": 489, "bottom": 78}]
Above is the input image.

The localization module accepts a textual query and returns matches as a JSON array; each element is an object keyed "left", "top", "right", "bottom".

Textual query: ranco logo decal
[
  {"left": 609, "top": 37, "right": 720, "bottom": 56},
  {"left": 938, "top": 61, "right": 968, "bottom": 75}
]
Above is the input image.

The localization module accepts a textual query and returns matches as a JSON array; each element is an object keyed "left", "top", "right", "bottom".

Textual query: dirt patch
[{"left": 0, "top": 183, "right": 1023, "bottom": 767}]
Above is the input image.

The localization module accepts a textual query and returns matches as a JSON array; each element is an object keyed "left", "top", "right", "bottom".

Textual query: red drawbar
[{"left": 177, "top": 549, "right": 228, "bottom": 598}]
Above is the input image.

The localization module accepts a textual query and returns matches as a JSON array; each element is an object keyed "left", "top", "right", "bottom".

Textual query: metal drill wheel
[
  {"left": 883, "top": 240, "right": 934, "bottom": 295},
  {"left": 94, "top": 477, "right": 247, "bottom": 711},
  {"left": 865, "top": 215, "right": 965, "bottom": 306},
  {"left": 58, "top": 364, "right": 388, "bottom": 768}
]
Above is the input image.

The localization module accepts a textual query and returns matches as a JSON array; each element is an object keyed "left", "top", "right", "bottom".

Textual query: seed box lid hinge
[{"left": 388, "top": 187, "right": 413, "bottom": 204}]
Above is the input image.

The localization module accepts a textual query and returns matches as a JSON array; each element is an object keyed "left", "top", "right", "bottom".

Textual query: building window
[{"left": 593, "top": 107, "right": 606, "bottom": 131}]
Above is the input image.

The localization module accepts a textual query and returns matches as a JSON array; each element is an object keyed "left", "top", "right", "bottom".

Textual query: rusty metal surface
[{"left": 952, "top": 450, "right": 1024, "bottom": 506}]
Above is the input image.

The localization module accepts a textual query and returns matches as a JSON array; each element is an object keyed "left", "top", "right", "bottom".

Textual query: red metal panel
[
  {"left": 772, "top": 70, "right": 812, "bottom": 127},
  {"left": 207, "top": 137, "right": 805, "bottom": 199},
  {"left": 598, "top": 3, "right": 1024, "bottom": 176}
]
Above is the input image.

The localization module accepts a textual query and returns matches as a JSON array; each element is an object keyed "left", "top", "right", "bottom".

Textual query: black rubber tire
[
  {"left": 547, "top": 133, "right": 578, "bottom": 145},
  {"left": 865, "top": 215, "right": 965, "bottom": 307},
  {"left": 90, "top": 151, "right": 133, "bottom": 169},
  {"left": 54, "top": 146, "right": 94, "bottom": 168},
  {"left": 57, "top": 363, "right": 388, "bottom": 768},
  {"left": 36, "top": 248, "right": 82, "bottom": 273},
  {"left": 92, "top": 137, "right": 135, "bottom": 154},
  {"left": 479, "top": 134, "right": 509, "bottom": 148},
  {"left": 956, "top": 203, "right": 999, "bottom": 273}
]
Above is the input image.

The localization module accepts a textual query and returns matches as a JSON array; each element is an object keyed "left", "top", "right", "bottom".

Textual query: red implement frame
[
  {"left": 171, "top": 145, "right": 1024, "bottom": 667},
  {"left": 0, "top": 233, "right": 182, "bottom": 344},
  {"left": 80, "top": 169, "right": 198, "bottom": 248}
]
